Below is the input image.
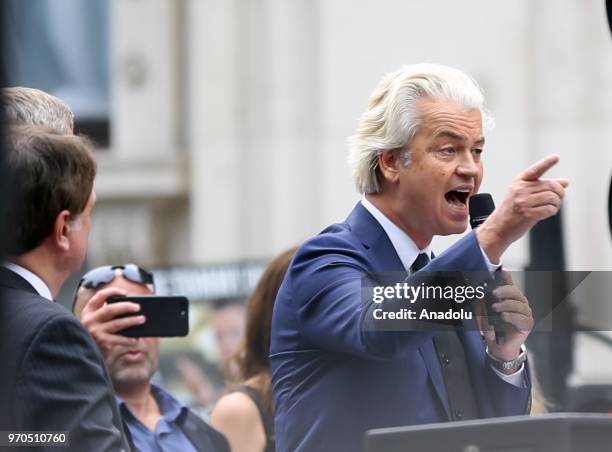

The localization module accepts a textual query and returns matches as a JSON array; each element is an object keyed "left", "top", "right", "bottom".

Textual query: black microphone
[
  {"left": 469, "top": 193, "right": 505, "bottom": 345},
  {"left": 469, "top": 193, "right": 495, "bottom": 229}
]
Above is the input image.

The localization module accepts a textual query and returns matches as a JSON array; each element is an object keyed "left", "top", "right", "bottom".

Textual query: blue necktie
[{"left": 411, "top": 253, "right": 430, "bottom": 273}]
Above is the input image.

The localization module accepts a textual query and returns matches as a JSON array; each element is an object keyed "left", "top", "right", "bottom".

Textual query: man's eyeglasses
[{"left": 77, "top": 264, "right": 155, "bottom": 291}]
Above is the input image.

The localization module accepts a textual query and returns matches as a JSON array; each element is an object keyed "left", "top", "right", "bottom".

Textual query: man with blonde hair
[{"left": 271, "top": 63, "right": 568, "bottom": 451}]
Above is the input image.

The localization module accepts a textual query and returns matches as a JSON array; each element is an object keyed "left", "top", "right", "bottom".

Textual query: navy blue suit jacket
[{"left": 270, "top": 203, "right": 531, "bottom": 452}]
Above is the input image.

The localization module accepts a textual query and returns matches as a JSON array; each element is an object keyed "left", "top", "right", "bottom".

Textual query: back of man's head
[
  {"left": 1, "top": 87, "right": 74, "bottom": 135},
  {"left": 2, "top": 125, "right": 96, "bottom": 256}
]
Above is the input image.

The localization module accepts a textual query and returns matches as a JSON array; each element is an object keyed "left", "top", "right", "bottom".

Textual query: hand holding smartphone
[{"left": 107, "top": 295, "right": 189, "bottom": 337}]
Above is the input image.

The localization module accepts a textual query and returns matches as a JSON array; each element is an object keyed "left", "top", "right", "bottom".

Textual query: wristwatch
[{"left": 485, "top": 345, "right": 527, "bottom": 371}]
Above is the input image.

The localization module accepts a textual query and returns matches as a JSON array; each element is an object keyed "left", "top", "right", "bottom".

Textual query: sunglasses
[{"left": 78, "top": 264, "right": 155, "bottom": 291}]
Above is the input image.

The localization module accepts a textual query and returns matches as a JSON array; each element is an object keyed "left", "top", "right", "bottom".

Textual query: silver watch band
[{"left": 486, "top": 345, "right": 527, "bottom": 371}]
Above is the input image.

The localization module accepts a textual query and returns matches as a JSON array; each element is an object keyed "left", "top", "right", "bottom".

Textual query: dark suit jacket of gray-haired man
[{"left": 0, "top": 125, "right": 131, "bottom": 451}]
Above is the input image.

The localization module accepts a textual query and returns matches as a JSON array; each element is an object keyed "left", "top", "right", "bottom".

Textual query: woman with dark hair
[{"left": 210, "top": 247, "right": 296, "bottom": 452}]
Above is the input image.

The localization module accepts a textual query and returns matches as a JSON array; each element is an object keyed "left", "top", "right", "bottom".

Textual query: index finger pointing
[{"left": 519, "top": 154, "right": 560, "bottom": 181}]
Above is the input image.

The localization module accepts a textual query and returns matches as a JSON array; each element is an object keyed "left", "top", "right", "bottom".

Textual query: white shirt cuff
[
  {"left": 479, "top": 245, "right": 502, "bottom": 273},
  {"left": 491, "top": 363, "right": 526, "bottom": 387}
]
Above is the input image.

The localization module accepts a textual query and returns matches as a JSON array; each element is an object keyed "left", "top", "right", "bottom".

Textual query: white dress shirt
[
  {"left": 2, "top": 261, "right": 53, "bottom": 301},
  {"left": 360, "top": 197, "right": 526, "bottom": 387}
]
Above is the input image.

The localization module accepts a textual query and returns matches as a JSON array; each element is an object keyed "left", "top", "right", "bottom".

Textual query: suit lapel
[
  {"left": 419, "top": 340, "right": 452, "bottom": 419},
  {"left": 346, "top": 203, "right": 452, "bottom": 419},
  {"left": 458, "top": 328, "right": 495, "bottom": 417},
  {"left": 345, "top": 203, "right": 405, "bottom": 273}
]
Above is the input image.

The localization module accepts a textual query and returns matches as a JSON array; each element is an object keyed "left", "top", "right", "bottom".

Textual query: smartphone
[{"left": 107, "top": 295, "right": 189, "bottom": 337}]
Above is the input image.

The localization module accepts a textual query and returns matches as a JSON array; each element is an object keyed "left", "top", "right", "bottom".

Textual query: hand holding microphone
[
  {"left": 486, "top": 270, "right": 533, "bottom": 359},
  {"left": 469, "top": 193, "right": 506, "bottom": 345}
]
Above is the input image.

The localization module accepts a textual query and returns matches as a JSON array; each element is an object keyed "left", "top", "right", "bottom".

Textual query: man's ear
[
  {"left": 53, "top": 210, "right": 73, "bottom": 252},
  {"left": 377, "top": 149, "right": 401, "bottom": 184}
]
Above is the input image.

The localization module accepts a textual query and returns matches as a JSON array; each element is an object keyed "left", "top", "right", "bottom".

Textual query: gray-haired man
[
  {"left": 2, "top": 86, "right": 74, "bottom": 134},
  {"left": 0, "top": 89, "right": 130, "bottom": 451}
]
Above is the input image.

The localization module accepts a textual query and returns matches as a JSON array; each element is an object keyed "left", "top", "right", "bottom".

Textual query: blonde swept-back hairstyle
[{"left": 348, "top": 63, "right": 493, "bottom": 194}]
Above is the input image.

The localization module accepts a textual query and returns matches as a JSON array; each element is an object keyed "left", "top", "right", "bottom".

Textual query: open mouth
[{"left": 444, "top": 189, "right": 470, "bottom": 208}]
